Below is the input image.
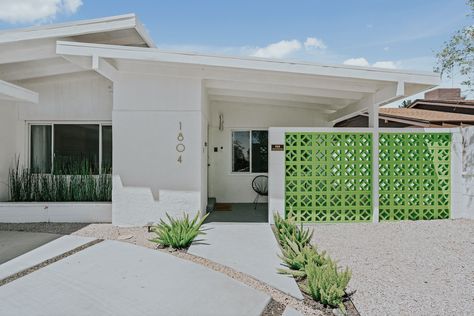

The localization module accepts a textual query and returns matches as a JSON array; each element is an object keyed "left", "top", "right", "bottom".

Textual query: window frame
[
  {"left": 230, "top": 129, "right": 268, "bottom": 175},
  {"left": 27, "top": 121, "right": 112, "bottom": 175}
]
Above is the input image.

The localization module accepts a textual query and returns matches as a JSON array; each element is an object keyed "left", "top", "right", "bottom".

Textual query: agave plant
[
  {"left": 301, "top": 258, "right": 352, "bottom": 313},
  {"left": 273, "top": 213, "right": 313, "bottom": 249},
  {"left": 278, "top": 239, "right": 328, "bottom": 278},
  {"left": 150, "top": 213, "right": 208, "bottom": 249}
]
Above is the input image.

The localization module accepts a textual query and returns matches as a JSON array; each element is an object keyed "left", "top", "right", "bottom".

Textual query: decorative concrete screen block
[
  {"left": 378, "top": 133, "right": 451, "bottom": 221},
  {"left": 285, "top": 132, "right": 373, "bottom": 223}
]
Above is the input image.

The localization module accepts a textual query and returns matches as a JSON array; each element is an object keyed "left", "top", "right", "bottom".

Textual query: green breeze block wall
[
  {"left": 285, "top": 132, "right": 373, "bottom": 223},
  {"left": 379, "top": 133, "right": 451, "bottom": 221}
]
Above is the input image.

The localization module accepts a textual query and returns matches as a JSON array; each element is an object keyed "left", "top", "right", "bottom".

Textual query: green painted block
[
  {"left": 378, "top": 133, "right": 451, "bottom": 221},
  {"left": 285, "top": 132, "right": 373, "bottom": 223}
]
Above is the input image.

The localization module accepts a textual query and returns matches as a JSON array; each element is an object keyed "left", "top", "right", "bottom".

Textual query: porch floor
[{"left": 205, "top": 203, "right": 268, "bottom": 223}]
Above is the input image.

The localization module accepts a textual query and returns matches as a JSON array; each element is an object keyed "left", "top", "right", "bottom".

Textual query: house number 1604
[{"left": 176, "top": 121, "right": 185, "bottom": 163}]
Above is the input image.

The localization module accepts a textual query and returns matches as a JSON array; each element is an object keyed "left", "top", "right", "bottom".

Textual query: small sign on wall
[{"left": 271, "top": 144, "right": 284, "bottom": 151}]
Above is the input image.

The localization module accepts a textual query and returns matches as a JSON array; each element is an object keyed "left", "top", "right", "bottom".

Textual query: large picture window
[
  {"left": 232, "top": 130, "right": 268, "bottom": 173},
  {"left": 30, "top": 123, "right": 112, "bottom": 174}
]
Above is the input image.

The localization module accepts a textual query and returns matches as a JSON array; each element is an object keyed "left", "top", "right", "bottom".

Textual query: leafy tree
[
  {"left": 399, "top": 99, "right": 413, "bottom": 108},
  {"left": 435, "top": 0, "right": 474, "bottom": 93}
]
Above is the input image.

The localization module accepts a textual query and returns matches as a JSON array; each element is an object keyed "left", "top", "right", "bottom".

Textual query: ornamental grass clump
[
  {"left": 278, "top": 239, "right": 328, "bottom": 278},
  {"left": 301, "top": 258, "right": 352, "bottom": 312},
  {"left": 8, "top": 159, "right": 112, "bottom": 202},
  {"left": 273, "top": 213, "right": 352, "bottom": 313},
  {"left": 150, "top": 213, "right": 208, "bottom": 249}
]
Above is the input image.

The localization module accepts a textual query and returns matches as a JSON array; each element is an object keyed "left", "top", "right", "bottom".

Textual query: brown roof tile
[{"left": 379, "top": 107, "right": 474, "bottom": 123}]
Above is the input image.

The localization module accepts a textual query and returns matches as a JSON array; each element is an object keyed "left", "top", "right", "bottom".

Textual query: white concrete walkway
[
  {"left": 188, "top": 223, "right": 303, "bottom": 299},
  {"left": 0, "top": 240, "right": 270, "bottom": 316},
  {"left": 0, "top": 235, "right": 95, "bottom": 280}
]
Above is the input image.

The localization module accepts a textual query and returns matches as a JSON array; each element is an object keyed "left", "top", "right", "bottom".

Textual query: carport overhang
[
  {"left": 0, "top": 79, "right": 38, "bottom": 104},
  {"left": 56, "top": 40, "right": 440, "bottom": 126}
]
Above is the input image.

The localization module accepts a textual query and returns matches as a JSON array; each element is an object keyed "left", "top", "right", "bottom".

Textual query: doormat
[{"left": 215, "top": 203, "right": 233, "bottom": 211}]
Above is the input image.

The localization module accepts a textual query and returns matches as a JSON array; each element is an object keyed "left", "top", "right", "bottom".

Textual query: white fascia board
[
  {"left": 0, "top": 79, "right": 38, "bottom": 103},
  {"left": 0, "top": 14, "right": 155, "bottom": 47},
  {"left": 133, "top": 16, "right": 156, "bottom": 48},
  {"left": 56, "top": 41, "right": 440, "bottom": 86}
]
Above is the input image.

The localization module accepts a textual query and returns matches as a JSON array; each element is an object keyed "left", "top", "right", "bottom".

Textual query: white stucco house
[{"left": 2, "top": 14, "right": 470, "bottom": 226}]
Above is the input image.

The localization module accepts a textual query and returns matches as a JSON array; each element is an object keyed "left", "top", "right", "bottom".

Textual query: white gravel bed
[{"left": 308, "top": 219, "right": 474, "bottom": 316}]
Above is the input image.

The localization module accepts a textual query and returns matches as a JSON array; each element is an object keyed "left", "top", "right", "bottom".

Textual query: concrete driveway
[
  {"left": 309, "top": 219, "right": 474, "bottom": 316},
  {"left": 0, "top": 240, "right": 270, "bottom": 316},
  {"left": 0, "top": 231, "right": 61, "bottom": 264}
]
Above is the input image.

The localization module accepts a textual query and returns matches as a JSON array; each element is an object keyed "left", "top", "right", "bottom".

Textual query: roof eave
[
  {"left": 0, "top": 14, "right": 155, "bottom": 47},
  {"left": 55, "top": 40, "right": 440, "bottom": 86}
]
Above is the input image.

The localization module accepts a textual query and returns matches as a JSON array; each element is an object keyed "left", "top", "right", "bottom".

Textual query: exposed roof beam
[
  {"left": 0, "top": 39, "right": 57, "bottom": 64},
  {"left": 205, "top": 80, "right": 365, "bottom": 100},
  {"left": 328, "top": 81, "right": 405, "bottom": 123},
  {"left": 0, "top": 57, "right": 84, "bottom": 81},
  {"left": 92, "top": 56, "right": 118, "bottom": 81},
  {"left": 208, "top": 88, "right": 350, "bottom": 107},
  {"left": 57, "top": 41, "right": 440, "bottom": 85},
  {"left": 0, "top": 79, "right": 38, "bottom": 103}
]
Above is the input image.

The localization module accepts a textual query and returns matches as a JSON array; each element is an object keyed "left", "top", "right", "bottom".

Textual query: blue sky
[{"left": 0, "top": 0, "right": 471, "bottom": 81}]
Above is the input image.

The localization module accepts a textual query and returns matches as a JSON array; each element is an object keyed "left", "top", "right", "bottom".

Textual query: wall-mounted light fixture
[{"left": 219, "top": 113, "right": 224, "bottom": 131}]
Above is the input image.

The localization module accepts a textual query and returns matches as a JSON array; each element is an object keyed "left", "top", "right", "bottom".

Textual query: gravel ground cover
[{"left": 308, "top": 219, "right": 474, "bottom": 316}]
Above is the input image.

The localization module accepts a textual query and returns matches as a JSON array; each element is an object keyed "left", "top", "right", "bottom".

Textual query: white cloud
[
  {"left": 343, "top": 57, "right": 370, "bottom": 67},
  {"left": 383, "top": 46, "right": 390, "bottom": 51},
  {"left": 252, "top": 39, "right": 302, "bottom": 59},
  {"left": 304, "top": 37, "right": 326, "bottom": 50},
  {"left": 372, "top": 61, "right": 397, "bottom": 69},
  {"left": 0, "top": 0, "right": 83, "bottom": 24},
  {"left": 344, "top": 57, "right": 397, "bottom": 69}
]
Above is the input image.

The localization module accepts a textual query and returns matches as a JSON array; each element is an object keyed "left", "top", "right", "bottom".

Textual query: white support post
[{"left": 368, "top": 95, "right": 380, "bottom": 223}]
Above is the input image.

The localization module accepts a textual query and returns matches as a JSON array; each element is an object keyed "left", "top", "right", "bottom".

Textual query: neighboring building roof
[
  {"left": 0, "top": 14, "right": 154, "bottom": 47},
  {"left": 336, "top": 88, "right": 474, "bottom": 128},
  {"left": 379, "top": 107, "right": 474, "bottom": 123}
]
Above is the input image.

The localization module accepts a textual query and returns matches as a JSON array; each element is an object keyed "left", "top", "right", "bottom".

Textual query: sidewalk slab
[
  {"left": 0, "top": 235, "right": 95, "bottom": 280},
  {"left": 0, "top": 240, "right": 270, "bottom": 316},
  {"left": 188, "top": 223, "right": 303, "bottom": 299}
]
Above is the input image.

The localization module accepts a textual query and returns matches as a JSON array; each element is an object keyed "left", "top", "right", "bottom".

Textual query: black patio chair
[{"left": 252, "top": 175, "right": 268, "bottom": 209}]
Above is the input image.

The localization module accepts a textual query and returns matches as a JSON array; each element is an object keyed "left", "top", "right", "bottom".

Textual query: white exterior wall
[
  {"left": 200, "top": 86, "right": 210, "bottom": 215},
  {"left": 0, "top": 72, "right": 112, "bottom": 202},
  {"left": 112, "top": 72, "right": 204, "bottom": 226},
  {"left": 458, "top": 126, "right": 474, "bottom": 219},
  {"left": 0, "top": 102, "right": 17, "bottom": 201},
  {"left": 208, "top": 102, "right": 330, "bottom": 203},
  {"left": 0, "top": 202, "right": 111, "bottom": 222}
]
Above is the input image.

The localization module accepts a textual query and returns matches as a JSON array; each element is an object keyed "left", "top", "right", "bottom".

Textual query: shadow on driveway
[{"left": 0, "top": 231, "right": 61, "bottom": 264}]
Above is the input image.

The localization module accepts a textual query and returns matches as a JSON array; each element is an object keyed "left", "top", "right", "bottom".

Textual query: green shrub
[
  {"left": 302, "top": 259, "right": 352, "bottom": 312},
  {"left": 150, "top": 213, "right": 208, "bottom": 249},
  {"left": 278, "top": 239, "right": 328, "bottom": 278},
  {"left": 8, "top": 161, "right": 112, "bottom": 202},
  {"left": 273, "top": 213, "right": 313, "bottom": 249}
]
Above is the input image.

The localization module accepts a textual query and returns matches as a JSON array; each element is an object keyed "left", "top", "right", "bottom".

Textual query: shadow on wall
[{"left": 112, "top": 175, "right": 201, "bottom": 226}]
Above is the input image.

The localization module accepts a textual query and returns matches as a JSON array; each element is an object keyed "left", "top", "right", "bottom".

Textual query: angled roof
[
  {"left": 56, "top": 40, "right": 439, "bottom": 85},
  {"left": 379, "top": 107, "right": 474, "bottom": 123},
  {"left": 0, "top": 14, "right": 154, "bottom": 47}
]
